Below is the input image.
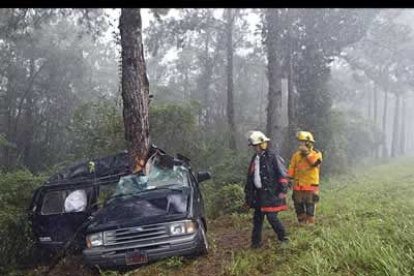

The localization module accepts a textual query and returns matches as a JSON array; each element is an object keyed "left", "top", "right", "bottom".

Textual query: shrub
[
  {"left": 324, "top": 110, "right": 381, "bottom": 174},
  {"left": 202, "top": 183, "right": 245, "bottom": 218},
  {"left": 0, "top": 170, "right": 45, "bottom": 274}
]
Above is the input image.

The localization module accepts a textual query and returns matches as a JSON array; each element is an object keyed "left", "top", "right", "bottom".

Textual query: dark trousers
[
  {"left": 293, "top": 191, "right": 317, "bottom": 220},
  {"left": 252, "top": 208, "right": 286, "bottom": 247}
]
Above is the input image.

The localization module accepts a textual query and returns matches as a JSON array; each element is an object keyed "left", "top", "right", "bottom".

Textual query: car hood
[{"left": 87, "top": 187, "right": 191, "bottom": 232}]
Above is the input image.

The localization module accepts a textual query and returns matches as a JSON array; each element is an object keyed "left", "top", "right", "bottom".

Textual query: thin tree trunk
[
  {"left": 399, "top": 96, "right": 406, "bottom": 155},
  {"left": 226, "top": 9, "right": 236, "bottom": 150},
  {"left": 391, "top": 93, "right": 400, "bottom": 157},
  {"left": 368, "top": 85, "right": 372, "bottom": 119},
  {"left": 23, "top": 58, "right": 35, "bottom": 168},
  {"left": 119, "top": 8, "right": 150, "bottom": 173},
  {"left": 373, "top": 83, "right": 378, "bottom": 124},
  {"left": 265, "top": 9, "right": 282, "bottom": 147},
  {"left": 373, "top": 83, "right": 379, "bottom": 159},
  {"left": 381, "top": 89, "right": 389, "bottom": 158}
]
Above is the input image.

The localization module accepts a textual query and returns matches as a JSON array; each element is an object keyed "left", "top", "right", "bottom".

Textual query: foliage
[
  {"left": 149, "top": 102, "right": 197, "bottom": 157},
  {"left": 324, "top": 109, "right": 381, "bottom": 174},
  {"left": 0, "top": 9, "right": 116, "bottom": 172},
  {"left": 202, "top": 182, "right": 245, "bottom": 218},
  {"left": 0, "top": 170, "right": 45, "bottom": 274},
  {"left": 68, "top": 98, "right": 125, "bottom": 161}
]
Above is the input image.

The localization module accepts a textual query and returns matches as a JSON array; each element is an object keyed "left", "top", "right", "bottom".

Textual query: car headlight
[
  {"left": 86, "top": 232, "right": 103, "bottom": 248},
  {"left": 169, "top": 220, "right": 197, "bottom": 236}
]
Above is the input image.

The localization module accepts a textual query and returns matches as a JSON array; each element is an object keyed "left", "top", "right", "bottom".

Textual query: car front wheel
[{"left": 197, "top": 222, "right": 208, "bottom": 255}]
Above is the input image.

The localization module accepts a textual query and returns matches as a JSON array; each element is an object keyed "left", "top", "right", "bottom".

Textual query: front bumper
[{"left": 83, "top": 231, "right": 200, "bottom": 268}]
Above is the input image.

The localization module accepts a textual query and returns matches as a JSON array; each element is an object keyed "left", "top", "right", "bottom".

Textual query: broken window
[{"left": 41, "top": 189, "right": 89, "bottom": 215}]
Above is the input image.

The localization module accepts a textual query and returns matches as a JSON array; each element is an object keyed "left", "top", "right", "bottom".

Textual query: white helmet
[{"left": 247, "top": 131, "right": 270, "bottom": 146}]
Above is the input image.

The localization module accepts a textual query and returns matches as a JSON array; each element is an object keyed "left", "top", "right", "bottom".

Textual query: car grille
[{"left": 103, "top": 223, "right": 169, "bottom": 247}]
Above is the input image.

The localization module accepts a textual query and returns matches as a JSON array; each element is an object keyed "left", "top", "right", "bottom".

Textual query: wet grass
[{"left": 23, "top": 157, "right": 414, "bottom": 276}]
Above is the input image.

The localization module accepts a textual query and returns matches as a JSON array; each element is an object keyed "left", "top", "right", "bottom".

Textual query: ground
[{"left": 26, "top": 157, "right": 414, "bottom": 276}]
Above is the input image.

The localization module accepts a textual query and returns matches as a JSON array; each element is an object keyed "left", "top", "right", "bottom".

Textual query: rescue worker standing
[
  {"left": 244, "top": 131, "right": 289, "bottom": 248},
  {"left": 287, "top": 131, "right": 323, "bottom": 224}
]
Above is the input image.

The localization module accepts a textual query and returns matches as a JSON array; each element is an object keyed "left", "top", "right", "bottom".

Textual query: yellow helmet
[
  {"left": 297, "top": 131, "right": 315, "bottom": 143},
  {"left": 247, "top": 131, "right": 270, "bottom": 146}
]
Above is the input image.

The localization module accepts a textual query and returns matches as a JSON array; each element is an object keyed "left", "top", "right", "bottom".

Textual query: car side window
[
  {"left": 41, "top": 189, "right": 90, "bottom": 215},
  {"left": 41, "top": 191, "right": 65, "bottom": 215}
]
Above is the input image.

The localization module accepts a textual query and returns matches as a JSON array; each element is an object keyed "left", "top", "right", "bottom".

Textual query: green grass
[
  {"left": 20, "top": 157, "right": 414, "bottom": 276},
  {"left": 211, "top": 157, "right": 414, "bottom": 276},
  {"left": 274, "top": 157, "right": 414, "bottom": 276},
  {"left": 110, "top": 157, "right": 414, "bottom": 276}
]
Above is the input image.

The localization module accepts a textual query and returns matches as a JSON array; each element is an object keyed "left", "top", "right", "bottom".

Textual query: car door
[
  {"left": 190, "top": 173, "right": 205, "bottom": 219},
  {"left": 31, "top": 183, "right": 99, "bottom": 248}
]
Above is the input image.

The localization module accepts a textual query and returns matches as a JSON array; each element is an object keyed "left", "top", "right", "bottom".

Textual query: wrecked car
[
  {"left": 29, "top": 147, "right": 211, "bottom": 268},
  {"left": 29, "top": 150, "right": 131, "bottom": 254}
]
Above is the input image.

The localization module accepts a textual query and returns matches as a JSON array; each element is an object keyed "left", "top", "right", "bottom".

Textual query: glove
[{"left": 287, "top": 180, "right": 293, "bottom": 189}]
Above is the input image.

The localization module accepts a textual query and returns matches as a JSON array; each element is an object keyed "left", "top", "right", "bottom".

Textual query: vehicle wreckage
[{"left": 29, "top": 146, "right": 211, "bottom": 268}]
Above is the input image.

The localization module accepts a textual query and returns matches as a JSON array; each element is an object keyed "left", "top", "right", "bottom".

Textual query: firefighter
[
  {"left": 287, "top": 131, "right": 323, "bottom": 225},
  {"left": 244, "top": 131, "right": 289, "bottom": 248}
]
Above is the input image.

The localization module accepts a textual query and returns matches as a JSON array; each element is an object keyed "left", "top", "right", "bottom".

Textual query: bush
[
  {"left": 324, "top": 110, "right": 381, "bottom": 174},
  {"left": 202, "top": 183, "right": 245, "bottom": 218},
  {"left": 0, "top": 170, "right": 45, "bottom": 274}
]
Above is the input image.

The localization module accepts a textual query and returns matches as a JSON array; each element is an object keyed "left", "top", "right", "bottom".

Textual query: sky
[{"left": 103, "top": 8, "right": 261, "bottom": 61}]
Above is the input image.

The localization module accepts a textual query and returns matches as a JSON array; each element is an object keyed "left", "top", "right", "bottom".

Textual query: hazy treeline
[
  {"left": 1, "top": 8, "right": 414, "bottom": 178},
  {"left": 2, "top": 8, "right": 414, "bottom": 274}
]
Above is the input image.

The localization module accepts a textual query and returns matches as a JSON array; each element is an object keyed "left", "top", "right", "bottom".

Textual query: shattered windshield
[{"left": 113, "top": 159, "right": 190, "bottom": 198}]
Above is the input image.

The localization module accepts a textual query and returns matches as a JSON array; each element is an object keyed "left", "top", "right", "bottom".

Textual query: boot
[
  {"left": 306, "top": 216, "right": 315, "bottom": 224},
  {"left": 297, "top": 213, "right": 307, "bottom": 223}
]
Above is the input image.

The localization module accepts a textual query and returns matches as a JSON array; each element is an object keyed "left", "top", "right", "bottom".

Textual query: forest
[{"left": 1, "top": 8, "right": 414, "bottom": 276}]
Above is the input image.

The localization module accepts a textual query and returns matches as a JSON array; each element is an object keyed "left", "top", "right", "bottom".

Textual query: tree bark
[
  {"left": 285, "top": 10, "right": 297, "bottom": 159},
  {"left": 381, "top": 89, "right": 389, "bottom": 158},
  {"left": 119, "top": 8, "right": 150, "bottom": 173},
  {"left": 226, "top": 9, "right": 236, "bottom": 150},
  {"left": 391, "top": 93, "right": 400, "bottom": 157},
  {"left": 265, "top": 9, "right": 283, "bottom": 147},
  {"left": 399, "top": 96, "right": 406, "bottom": 155},
  {"left": 373, "top": 83, "right": 379, "bottom": 159}
]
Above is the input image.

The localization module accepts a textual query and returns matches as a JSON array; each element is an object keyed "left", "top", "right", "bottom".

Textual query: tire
[{"left": 197, "top": 222, "right": 209, "bottom": 256}]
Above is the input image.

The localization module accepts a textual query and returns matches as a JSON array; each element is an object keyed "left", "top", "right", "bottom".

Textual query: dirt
[{"left": 28, "top": 215, "right": 294, "bottom": 276}]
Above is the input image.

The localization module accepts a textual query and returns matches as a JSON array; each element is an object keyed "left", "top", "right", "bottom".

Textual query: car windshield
[{"left": 112, "top": 161, "right": 189, "bottom": 198}]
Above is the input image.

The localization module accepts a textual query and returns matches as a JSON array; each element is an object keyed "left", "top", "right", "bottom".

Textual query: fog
[{"left": 1, "top": 8, "right": 413, "bottom": 176}]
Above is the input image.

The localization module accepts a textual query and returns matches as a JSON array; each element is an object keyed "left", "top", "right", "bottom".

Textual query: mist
[{"left": 1, "top": 8, "right": 413, "bottom": 177}]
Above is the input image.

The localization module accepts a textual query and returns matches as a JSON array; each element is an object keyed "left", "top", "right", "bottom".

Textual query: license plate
[{"left": 125, "top": 251, "right": 149, "bottom": 266}]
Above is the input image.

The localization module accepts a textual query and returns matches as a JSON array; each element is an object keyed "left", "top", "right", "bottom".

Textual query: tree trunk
[
  {"left": 284, "top": 17, "right": 297, "bottom": 159},
  {"left": 226, "top": 9, "right": 236, "bottom": 150},
  {"left": 381, "top": 89, "right": 389, "bottom": 158},
  {"left": 119, "top": 8, "right": 150, "bottom": 173},
  {"left": 23, "top": 58, "right": 36, "bottom": 169},
  {"left": 373, "top": 83, "right": 379, "bottom": 159},
  {"left": 399, "top": 96, "right": 406, "bottom": 155},
  {"left": 265, "top": 9, "right": 283, "bottom": 147},
  {"left": 391, "top": 93, "right": 400, "bottom": 157}
]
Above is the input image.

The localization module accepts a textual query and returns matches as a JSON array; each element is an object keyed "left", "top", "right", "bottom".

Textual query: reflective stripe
[
  {"left": 261, "top": 205, "right": 288, "bottom": 212},
  {"left": 287, "top": 168, "right": 294, "bottom": 177},
  {"left": 293, "top": 185, "right": 319, "bottom": 191}
]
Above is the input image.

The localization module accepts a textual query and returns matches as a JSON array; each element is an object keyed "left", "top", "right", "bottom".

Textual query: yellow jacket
[{"left": 287, "top": 149, "right": 322, "bottom": 190}]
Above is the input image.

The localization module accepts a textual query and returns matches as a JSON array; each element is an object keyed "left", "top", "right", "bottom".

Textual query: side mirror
[{"left": 197, "top": 171, "right": 211, "bottom": 183}]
